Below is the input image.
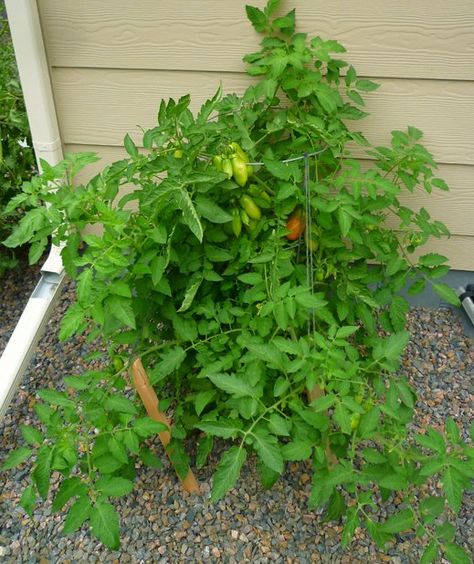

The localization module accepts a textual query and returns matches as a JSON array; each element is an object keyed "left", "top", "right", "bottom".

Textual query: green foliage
[
  {"left": 0, "top": 3, "right": 36, "bottom": 274},
  {"left": 1, "top": 0, "right": 471, "bottom": 557}
]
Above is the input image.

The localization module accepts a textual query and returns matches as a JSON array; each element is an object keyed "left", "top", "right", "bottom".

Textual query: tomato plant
[{"left": 2, "top": 1, "right": 472, "bottom": 559}]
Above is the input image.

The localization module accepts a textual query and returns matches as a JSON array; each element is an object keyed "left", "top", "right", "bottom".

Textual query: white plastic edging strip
[{"left": 0, "top": 270, "right": 66, "bottom": 420}]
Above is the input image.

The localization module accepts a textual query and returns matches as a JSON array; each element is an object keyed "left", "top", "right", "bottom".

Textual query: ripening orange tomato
[{"left": 286, "top": 211, "right": 305, "bottom": 241}]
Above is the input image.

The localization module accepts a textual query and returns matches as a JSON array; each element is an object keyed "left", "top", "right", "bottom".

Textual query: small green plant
[
  {"left": 2, "top": 1, "right": 472, "bottom": 559},
  {"left": 0, "top": 1, "right": 36, "bottom": 274}
]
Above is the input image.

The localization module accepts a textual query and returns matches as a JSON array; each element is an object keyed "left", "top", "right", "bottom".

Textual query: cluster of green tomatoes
[
  {"left": 210, "top": 142, "right": 344, "bottom": 281},
  {"left": 213, "top": 142, "right": 273, "bottom": 237}
]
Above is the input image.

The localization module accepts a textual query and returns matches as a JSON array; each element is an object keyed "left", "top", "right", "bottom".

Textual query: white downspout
[
  {"left": 4, "top": 0, "right": 63, "bottom": 169},
  {"left": 0, "top": 0, "right": 66, "bottom": 418}
]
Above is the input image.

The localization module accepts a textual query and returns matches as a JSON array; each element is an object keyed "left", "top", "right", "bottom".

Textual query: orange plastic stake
[{"left": 131, "top": 358, "right": 200, "bottom": 494}]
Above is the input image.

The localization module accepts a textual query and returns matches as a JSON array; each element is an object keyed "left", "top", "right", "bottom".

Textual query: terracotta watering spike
[{"left": 131, "top": 357, "right": 200, "bottom": 494}]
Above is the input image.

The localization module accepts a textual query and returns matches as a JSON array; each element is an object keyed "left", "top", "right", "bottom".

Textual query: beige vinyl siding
[
  {"left": 52, "top": 69, "right": 474, "bottom": 165},
  {"left": 39, "top": 0, "right": 474, "bottom": 80},
  {"left": 37, "top": 0, "right": 474, "bottom": 269}
]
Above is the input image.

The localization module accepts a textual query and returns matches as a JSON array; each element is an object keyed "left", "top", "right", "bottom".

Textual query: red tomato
[{"left": 286, "top": 212, "right": 305, "bottom": 240}]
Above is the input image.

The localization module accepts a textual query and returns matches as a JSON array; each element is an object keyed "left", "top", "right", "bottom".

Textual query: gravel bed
[{"left": 0, "top": 259, "right": 473, "bottom": 563}]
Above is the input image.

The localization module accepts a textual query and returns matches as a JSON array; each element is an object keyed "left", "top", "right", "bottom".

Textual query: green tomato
[
  {"left": 240, "top": 194, "right": 261, "bottom": 220},
  {"left": 315, "top": 269, "right": 325, "bottom": 282},
  {"left": 212, "top": 155, "right": 223, "bottom": 171},
  {"left": 351, "top": 413, "right": 361, "bottom": 430},
  {"left": 222, "top": 158, "right": 233, "bottom": 179},
  {"left": 232, "top": 209, "right": 242, "bottom": 237},
  {"left": 240, "top": 209, "right": 250, "bottom": 226},
  {"left": 304, "top": 231, "right": 318, "bottom": 252},
  {"left": 229, "top": 142, "right": 247, "bottom": 161},
  {"left": 232, "top": 156, "right": 249, "bottom": 187},
  {"left": 363, "top": 400, "right": 374, "bottom": 412},
  {"left": 258, "top": 189, "right": 271, "bottom": 203},
  {"left": 112, "top": 356, "right": 124, "bottom": 373}
]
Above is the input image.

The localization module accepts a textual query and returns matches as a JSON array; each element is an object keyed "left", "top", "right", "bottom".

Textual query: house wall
[{"left": 37, "top": 0, "right": 474, "bottom": 269}]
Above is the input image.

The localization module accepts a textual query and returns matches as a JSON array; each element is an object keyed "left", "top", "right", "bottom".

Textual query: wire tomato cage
[{"left": 246, "top": 146, "right": 329, "bottom": 336}]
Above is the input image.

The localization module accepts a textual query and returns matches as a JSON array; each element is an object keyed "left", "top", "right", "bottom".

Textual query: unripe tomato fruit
[
  {"left": 222, "top": 158, "right": 233, "bottom": 179},
  {"left": 258, "top": 189, "right": 271, "bottom": 203},
  {"left": 240, "top": 195, "right": 261, "bottom": 220},
  {"left": 229, "top": 142, "right": 247, "bottom": 160},
  {"left": 232, "top": 209, "right": 242, "bottom": 237},
  {"left": 212, "top": 155, "right": 223, "bottom": 171},
  {"left": 363, "top": 400, "right": 374, "bottom": 412},
  {"left": 113, "top": 356, "right": 124, "bottom": 373},
  {"left": 304, "top": 232, "right": 318, "bottom": 252},
  {"left": 351, "top": 413, "right": 361, "bottom": 430},
  {"left": 229, "top": 142, "right": 252, "bottom": 178},
  {"left": 231, "top": 156, "right": 249, "bottom": 187},
  {"left": 173, "top": 149, "right": 183, "bottom": 158},
  {"left": 240, "top": 209, "right": 250, "bottom": 226}
]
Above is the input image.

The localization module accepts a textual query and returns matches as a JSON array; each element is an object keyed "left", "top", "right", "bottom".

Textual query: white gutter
[{"left": 0, "top": 0, "right": 66, "bottom": 419}]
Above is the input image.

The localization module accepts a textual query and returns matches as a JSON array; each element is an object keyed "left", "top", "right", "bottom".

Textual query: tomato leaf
[
  {"left": 32, "top": 445, "right": 53, "bottom": 499},
  {"left": 53, "top": 477, "right": 88, "bottom": 512},
  {"left": 252, "top": 430, "right": 284, "bottom": 473},
  {"left": 195, "top": 419, "right": 242, "bottom": 439},
  {"left": 19, "top": 485, "right": 36, "bottom": 517},
  {"left": 95, "top": 476, "right": 134, "bottom": 498},
  {"left": 90, "top": 501, "right": 120, "bottom": 550},
  {"left": 63, "top": 496, "right": 92, "bottom": 534},
  {"left": 133, "top": 417, "right": 169, "bottom": 437},
  {"left": 208, "top": 373, "right": 257, "bottom": 398},
  {"left": 379, "top": 509, "right": 414, "bottom": 534},
  {"left": 195, "top": 195, "right": 233, "bottom": 223},
  {"left": 432, "top": 283, "right": 460, "bottom": 306},
  {"left": 211, "top": 446, "right": 247, "bottom": 502},
  {"left": 2, "top": 447, "right": 33, "bottom": 470}
]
